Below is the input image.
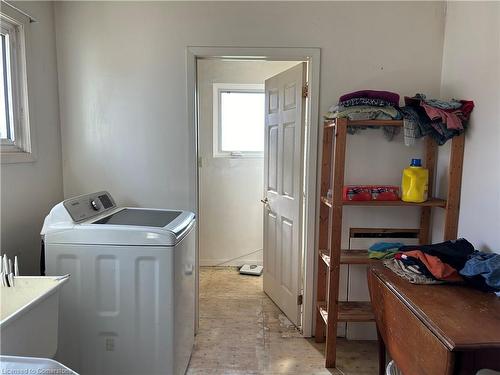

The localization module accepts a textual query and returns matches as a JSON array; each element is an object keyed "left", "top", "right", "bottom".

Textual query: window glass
[
  {"left": 0, "top": 32, "right": 12, "bottom": 141},
  {"left": 220, "top": 91, "right": 264, "bottom": 153}
]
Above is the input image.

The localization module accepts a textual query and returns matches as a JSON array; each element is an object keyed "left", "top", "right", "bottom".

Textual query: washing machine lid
[
  {"left": 41, "top": 192, "right": 196, "bottom": 247},
  {"left": 92, "top": 208, "right": 182, "bottom": 227}
]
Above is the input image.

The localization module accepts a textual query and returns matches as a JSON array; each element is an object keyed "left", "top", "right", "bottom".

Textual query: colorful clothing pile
[
  {"left": 401, "top": 94, "right": 474, "bottom": 146},
  {"left": 381, "top": 238, "right": 500, "bottom": 295},
  {"left": 382, "top": 238, "right": 474, "bottom": 284},
  {"left": 325, "top": 90, "right": 402, "bottom": 141}
]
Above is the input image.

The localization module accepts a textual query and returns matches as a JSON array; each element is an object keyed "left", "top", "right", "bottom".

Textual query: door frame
[{"left": 186, "top": 46, "right": 320, "bottom": 337}]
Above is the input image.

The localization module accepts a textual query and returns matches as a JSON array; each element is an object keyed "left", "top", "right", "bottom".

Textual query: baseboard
[
  {"left": 200, "top": 256, "right": 263, "bottom": 267},
  {"left": 200, "top": 248, "right": 263, "bottom": 267}
]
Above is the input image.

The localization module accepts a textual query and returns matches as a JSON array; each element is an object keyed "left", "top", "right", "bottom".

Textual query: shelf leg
[
  {"left": 444, "top": 134, "right": 465, "bottom": 240},
  {"left": 420, "top": 137, "right": 438, "bottom": 244}
]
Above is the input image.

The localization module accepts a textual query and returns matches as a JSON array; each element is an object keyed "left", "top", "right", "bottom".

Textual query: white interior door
[{"left": 263, "top": 63, "right": 306, "bottom": 327}]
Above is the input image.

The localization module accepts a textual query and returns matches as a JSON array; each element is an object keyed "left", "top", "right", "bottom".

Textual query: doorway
[{"left": 187, "top": 47, "right": 321, "bottom": 338}]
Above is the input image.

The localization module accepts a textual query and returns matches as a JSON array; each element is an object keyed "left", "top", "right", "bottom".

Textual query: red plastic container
[
  {"left": 343, "top": 185, "right": 400, "bottom": 201},
  {"left": 343, "top": 186, "right": 372, "bottom": 201},
  {"left": 371, "top": 185, "right": 400, "bottom": 201}
]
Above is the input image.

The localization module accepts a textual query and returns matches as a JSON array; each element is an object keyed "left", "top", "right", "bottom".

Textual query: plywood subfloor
[{"left": 187, "top": 267, "right": 378, "bottom": 375}]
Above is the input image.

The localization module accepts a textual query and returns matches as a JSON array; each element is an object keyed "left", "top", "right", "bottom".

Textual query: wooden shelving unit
[
  {"left": 321, "top": 196, "right": 447, "bottom": 207},
  {"left": 315, "top": 118, "right": 465, "bottom": 368}
]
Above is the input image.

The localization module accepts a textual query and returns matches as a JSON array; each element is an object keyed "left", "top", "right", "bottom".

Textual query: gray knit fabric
[{"left": 383, "top": 259, "right": 443, "bottom": 285}]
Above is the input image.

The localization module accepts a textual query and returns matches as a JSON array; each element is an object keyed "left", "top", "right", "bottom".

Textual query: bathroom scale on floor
[{"left": 239, "top": 264, "right": 263, "bottom": 276}]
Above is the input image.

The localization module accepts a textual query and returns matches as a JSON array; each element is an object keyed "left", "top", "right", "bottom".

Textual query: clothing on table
[
  {"left": 463, "top": 274, "right": 499, "bottom": 293},
  {"left": 383, "top": 258, "right": 443, "bottom": 285},
  {"left": 399, "top": 238, "right": 474, "bottom": 271},
  {"left": 394, "top": 253, "right": 436, "bottom": 279},
  {"left": 339, "top": 90, "right": 400, "bottom": 106},
  {"left": 460, "top": 251, "right": 500, "bottom": 291},
  {"left": 397, "top": 250, "right": 463, "bottom": 282}
]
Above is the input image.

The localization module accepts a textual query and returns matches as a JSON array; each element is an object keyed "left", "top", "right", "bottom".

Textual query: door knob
[{"left": 261, "top": 198, "right": 270, "bottom": 210}]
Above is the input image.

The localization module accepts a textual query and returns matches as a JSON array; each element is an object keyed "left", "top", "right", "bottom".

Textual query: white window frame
[
  {"left": 212, "top": 83, "right": 264, "bottom": 158},
  {"left": 1, "top": 6, "right": 34, "bottom": 164}
]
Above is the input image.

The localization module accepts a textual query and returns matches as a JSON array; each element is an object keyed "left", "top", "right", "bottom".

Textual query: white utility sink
[{"left": 1, "top": 275, "right": 69, "bottom": 357}]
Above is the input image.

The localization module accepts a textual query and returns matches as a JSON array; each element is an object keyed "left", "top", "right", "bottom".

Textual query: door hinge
[
  {"left": 302, "top": 83, "right": 309, "bottom": 98},
  {"left": 297, "top": 294, "right": 303, "bottom": 305}
]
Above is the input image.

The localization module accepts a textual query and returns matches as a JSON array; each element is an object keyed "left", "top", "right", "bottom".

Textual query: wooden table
[{"left": 368, "top": 265, "right": 500, "bottom": 375}]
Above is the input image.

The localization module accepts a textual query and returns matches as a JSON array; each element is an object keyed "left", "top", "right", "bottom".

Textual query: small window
[
  {"left": 1, "top": 7, "right": 33, "bottom": 163},
  {"left": 213, "top": 83, "right": 264, "bottom": 157}
]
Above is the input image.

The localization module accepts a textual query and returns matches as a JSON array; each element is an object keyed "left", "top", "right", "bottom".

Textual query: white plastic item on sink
[
  {"left": 0, "top": 275, "right": 69, "bottom": 357},
  {"left": 0, "top": 355, "right": 78, "bottom": 374}
]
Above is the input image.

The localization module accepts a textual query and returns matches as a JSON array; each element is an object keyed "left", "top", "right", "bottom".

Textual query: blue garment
[
  {"left": 369, "top": 242, "right": 405, "bottom": 252},
  {"left": 460, "top": 252, "right": 500, "bottom": 290},
  {"left": 413, "top": 93, "right": 462, "bottom": 110}
]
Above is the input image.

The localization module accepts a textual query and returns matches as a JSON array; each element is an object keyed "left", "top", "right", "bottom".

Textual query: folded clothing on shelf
[
  {"left": 369, "top": 242, "right": 404, "bottom": 260},
  {"left": 325, "top": 89, "right": 402, "bottom": 141},
  {"left": 325, "top": 104, "right": 401, "bottom": 121},
  {"left": 401, "top": 94, "right": 474, "bottom": 145},
  {"left": 339, "top": 90, "right": 400, "bottom": 106}
]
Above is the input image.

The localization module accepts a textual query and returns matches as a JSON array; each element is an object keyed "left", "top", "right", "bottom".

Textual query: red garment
[
  {"left": 339, "top": 90, "right": 400, "bottom": 106},
  {"left": 402, "top": 250, "right": 463, "bottom": 282},
  {"left": 458, "top": 100, "right": 475, "bottom": 120},
  {"left": 421, "top": 103, "right": 463, "bottom": 130},
  {"left": 442, "top": 100, "right": 475, "bottom": 121}
]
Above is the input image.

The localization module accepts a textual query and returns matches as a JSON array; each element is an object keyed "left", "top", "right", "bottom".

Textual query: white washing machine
[{"left": 41, "top": 191, "right": 195, "bottom": 375}]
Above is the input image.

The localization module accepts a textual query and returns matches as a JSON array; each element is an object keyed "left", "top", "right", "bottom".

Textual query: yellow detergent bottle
[{"left": 402, "top": 158, "right": 429, "bottom": 203}]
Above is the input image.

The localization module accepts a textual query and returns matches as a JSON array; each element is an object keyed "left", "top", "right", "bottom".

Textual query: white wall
[
  {"left": 197, "top": 60, "right": 297, "bottom": 266},
  {"left": 438, "top": 2, "right": 500, "bottom": 252},
  {"left": 0, "top": 2, "right": 63, "bottom": 275},
  {"left": 54, "top": 1, "right": 446, "bottom": 247}
]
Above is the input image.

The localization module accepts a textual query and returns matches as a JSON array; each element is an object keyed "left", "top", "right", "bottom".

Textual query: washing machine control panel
[{"left": 63, "top": 191, "right": 116, "bottom": 222}]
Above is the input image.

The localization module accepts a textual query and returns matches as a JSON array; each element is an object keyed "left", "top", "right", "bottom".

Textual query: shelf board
[
  {"left": 338, "top": 301, "right": 375, "bottom": 322},
  {"left": 340, "top": 250, "right": 371, "bottom": 264},
  {"left": 322, "top": 196, "right": 446, "bottom": 208},
  {"left": 320, "top": 249, "right": 372, "bottom": 265},
  {"left": 324, "top": 119, "right": 403, "bottom": 128},
  {"left": 317, "top": 302, "right": 328, "bottom": 325},
  {"left": 319, "top": 249, "right": 331, "bottom": 268},
  {"left": 347, "top": 119, "right": 403, "bottom": 127},
  {"left": 320, "top": 196, "right": 333, "bottom": 208},
  {"left": 342, "top": 198, "right": 447, "bottom": 208},
  {"left": 316, "top": 301, "right": 375, "bottom": 323}
]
